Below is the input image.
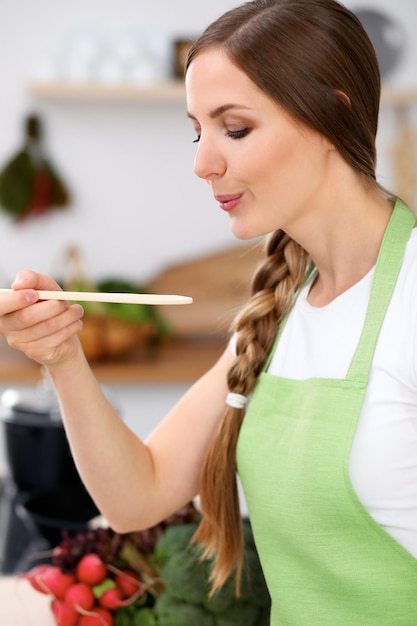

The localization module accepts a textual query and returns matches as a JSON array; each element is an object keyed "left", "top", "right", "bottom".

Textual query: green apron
[{"left": 237, "top": 200, "right": 417, "bottom": 625}]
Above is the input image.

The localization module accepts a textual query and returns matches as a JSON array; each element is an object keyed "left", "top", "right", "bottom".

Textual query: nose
[{"left": 193, "top": 136, "right": 226, "bottom": 181}]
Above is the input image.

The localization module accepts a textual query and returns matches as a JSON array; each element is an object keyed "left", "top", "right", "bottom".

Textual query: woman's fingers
[
  {"left": 5, "top": 300, "right": 83, "bottom": 341},
  {"left": 0, "top": 271, "right": 85, "bottom": 365},
  {"left": 0, "top": 288, "right": 38, "bottom": 317},
  {"left": 0, "top": 270, "right": 63, "bottom": 318},
  {"left": 12, "top": 269, "right": 62, "bottom": 292},
  {"left": 3, "top": 304, "right": 84, "bottom": 365},
  {"left": 8, "top": 315, "right": 84, "bottom": 364}
]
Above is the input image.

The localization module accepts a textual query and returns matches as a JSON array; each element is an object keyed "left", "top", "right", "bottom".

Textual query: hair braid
[{"left": 193, "top": 231, "right": 311, "bottom": 592}]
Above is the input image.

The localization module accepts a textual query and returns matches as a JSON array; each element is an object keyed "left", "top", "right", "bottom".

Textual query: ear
[{"left": 335, "top": 89, "right": 351, "bottom": 108}]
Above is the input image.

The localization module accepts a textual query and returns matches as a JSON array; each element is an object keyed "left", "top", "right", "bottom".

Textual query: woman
[{"left": 1, "top": 0, "right": 416, "bottom": 623}]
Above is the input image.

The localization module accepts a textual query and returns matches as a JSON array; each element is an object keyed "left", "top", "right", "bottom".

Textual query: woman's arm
[
  {"left": 48, "top": 343, "right": 232, "bottom": 532},
  {"left": 0, "top": 270, "right": 233, "bottom": 531}
]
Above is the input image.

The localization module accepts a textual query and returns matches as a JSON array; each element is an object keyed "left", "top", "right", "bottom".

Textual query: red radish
[
  {"left": 76, "top": 554, "right": 107, "bottom": 586},
  {"left": 20, "top": 564, "right": 51, "bottom": 594},
  {"left": 41, "top": 566, "right": 76, "bottom": 599},
  {"left": 98, "top": 587, "right": 123, "bottom": 610},
  {"left": 114, "top": 568, "right": 142, "bottom": 598},
  {"left": 79, "top": 607, "right": 114, "bottom": 626},
  {"left": 51, "top": 598, "right": 78, "bottom": 626},
  {"left": 65, "top": 582, "right": 95, "bottom": 611}
]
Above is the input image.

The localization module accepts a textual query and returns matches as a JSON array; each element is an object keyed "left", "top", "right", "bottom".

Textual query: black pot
[
  {"left": 16, "top": 483, "right": 100, "bottom": 545},
  {"left": 0, "top": 386, "right": 82, "bottom": 492}
]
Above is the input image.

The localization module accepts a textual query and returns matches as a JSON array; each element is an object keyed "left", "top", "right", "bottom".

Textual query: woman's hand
[{"left": 0, "top": 269, "right": 84, "bottom": 366}]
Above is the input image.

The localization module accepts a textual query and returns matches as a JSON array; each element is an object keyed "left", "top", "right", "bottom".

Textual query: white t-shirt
[{"left": 232, "top": 228, "right": 417, "bottom": 559}]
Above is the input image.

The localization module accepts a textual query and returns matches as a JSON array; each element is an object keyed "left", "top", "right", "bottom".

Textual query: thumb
[{"left": 12, "top": 270, "right": 61, "bottom": 292}]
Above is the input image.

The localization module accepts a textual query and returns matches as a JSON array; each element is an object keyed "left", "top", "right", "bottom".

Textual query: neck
[{"left": 290, "top": 180, "right": 394, "bottom": 308}]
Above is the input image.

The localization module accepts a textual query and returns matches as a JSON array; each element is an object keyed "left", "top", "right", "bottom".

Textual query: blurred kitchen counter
[{"left": 0, "top": 337, "right": 225, "bottom": 384}]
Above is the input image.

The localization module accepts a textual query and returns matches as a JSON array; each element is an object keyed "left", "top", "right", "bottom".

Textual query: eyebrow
[{"left": 187, "top": 103, "right": 252, "bottom": 121}]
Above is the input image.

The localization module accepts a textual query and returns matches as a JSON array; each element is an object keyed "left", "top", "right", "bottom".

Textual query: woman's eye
[
  {"left": 226, "top": 127, "right": 250, "bottom": 139},
  {"left": 191, "top": 126, "right": 250, "bottom": 143}
]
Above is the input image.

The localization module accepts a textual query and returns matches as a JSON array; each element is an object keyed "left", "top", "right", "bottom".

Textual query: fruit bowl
[
  {"left": 56, "top": 247, "right": 169, "bottom": 362},
  {"left": 78, "top": 315, "right": 159, "bottom": 362}
]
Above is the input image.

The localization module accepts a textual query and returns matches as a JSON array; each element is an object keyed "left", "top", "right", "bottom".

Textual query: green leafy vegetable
[
  {"left": 155, "top": 594, "right": 216, "bottom": 626},
  {"left": 152, "top": 520, "right": 270, "bottom": 626}
]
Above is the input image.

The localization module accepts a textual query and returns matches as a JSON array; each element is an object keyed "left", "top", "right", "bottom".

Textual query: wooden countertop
[
  {"left": 0, "top": 576, "right": 53, "bottom": 625},
  {"left": 0, "top": 337, "right": 225, "bottom": 384}
]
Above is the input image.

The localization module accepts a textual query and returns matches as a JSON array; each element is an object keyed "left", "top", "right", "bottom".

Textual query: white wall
[{"left": 0, "top": 0, "right": 415, "bottom": 286}]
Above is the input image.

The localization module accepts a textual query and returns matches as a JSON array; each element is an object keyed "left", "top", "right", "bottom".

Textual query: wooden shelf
[
  {"left": 27, "top": 81, "right": 417, "bottom": 107},
  {"left": 0, "top": 338, "right": 224, "bottom": 384},
  {"left": 28, "top": 80, "right": 186, "bottom": 102},
  {"left": 380, "top": 87, "right": 417, "bottom": 107}
]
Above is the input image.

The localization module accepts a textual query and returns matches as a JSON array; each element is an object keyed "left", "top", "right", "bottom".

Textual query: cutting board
[{"left": 146, "top": 242, "right": 264, "bottom": 341}]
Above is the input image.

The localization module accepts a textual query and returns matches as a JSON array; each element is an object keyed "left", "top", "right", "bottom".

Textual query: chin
[{"left": 229, "top": 217, "right": 270, "bottom": 241}]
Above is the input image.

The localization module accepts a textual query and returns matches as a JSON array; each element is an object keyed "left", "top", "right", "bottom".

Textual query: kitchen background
[
  {"left": 0, "top": 0, "right": 416, "bottom": 509},
  {"left": 0, "top": 0, "right": 416, "bottom": 284}
]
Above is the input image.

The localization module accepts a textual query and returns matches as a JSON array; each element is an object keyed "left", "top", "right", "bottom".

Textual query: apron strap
[{"left": 347, "top": 199, "right": 415, "bottom": 383}]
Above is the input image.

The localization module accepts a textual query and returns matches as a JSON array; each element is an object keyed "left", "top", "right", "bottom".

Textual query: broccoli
[
  {"left": 152, "top": 520, "right": 271, "bottom": 626},
  {"left": 160, "top": 545, "right": 208, "bottom": 605},
  {"left": 152, "top": 523, "right": 198, "bottom": 569},
  {"left": 155, "top": 593, "right": 215, "bottom": 626},
  {"left": 115, "top": 606, "right": 157, "bottom": 626},
  {"left": 215, "top": 602, "right": 262, "bottom": 626},
  {"left": 203, "top": 573, "right": 236, "bottom": 614},
  {"left": 132, "top": 608, "right": 158, "bottom": 626}
]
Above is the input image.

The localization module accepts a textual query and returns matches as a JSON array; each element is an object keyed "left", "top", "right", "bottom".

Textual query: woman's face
[{"left": 186, "top": 48, "right": 334, "bottom": 240}]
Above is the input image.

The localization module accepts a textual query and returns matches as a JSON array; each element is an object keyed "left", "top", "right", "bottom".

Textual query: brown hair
[{"left": 186, "top": 0, "right": 382, "bottom": 592}]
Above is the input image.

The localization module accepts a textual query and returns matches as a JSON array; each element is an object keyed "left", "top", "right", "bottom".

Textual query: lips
[{"left": 214, "top": 193, "right": 243, "bottom": 212}]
